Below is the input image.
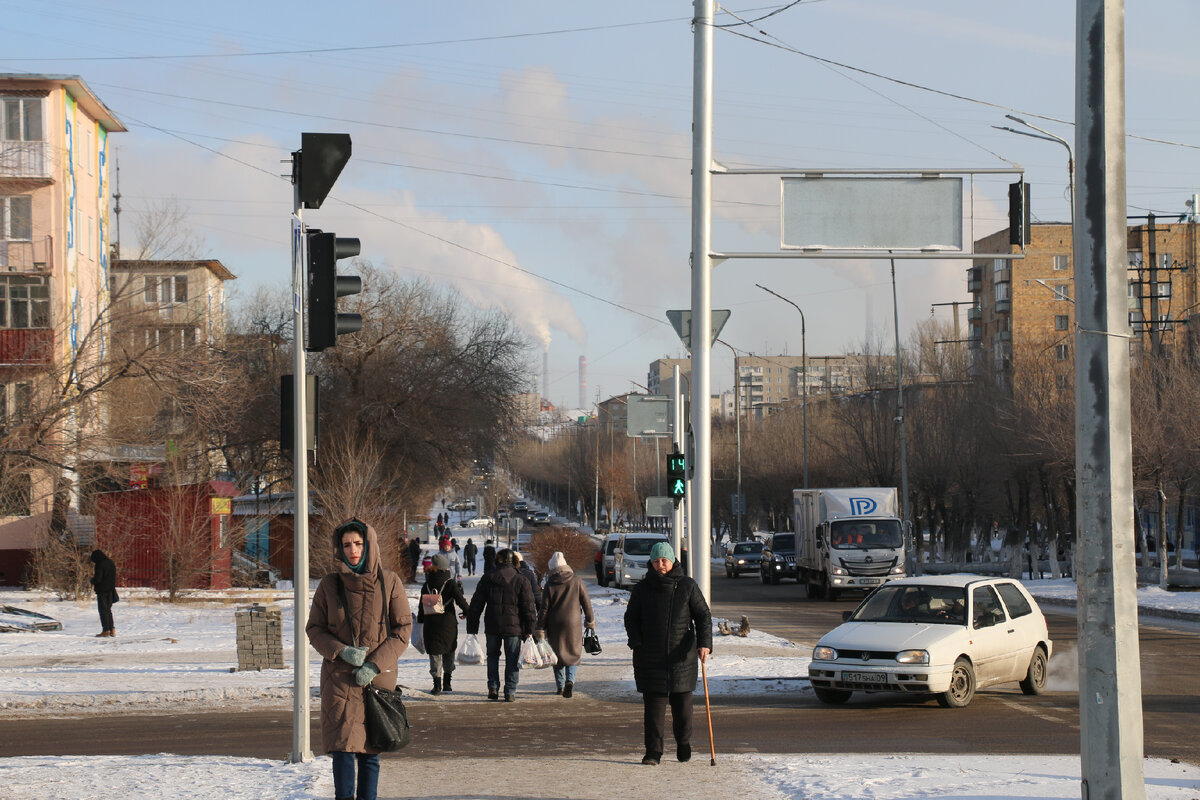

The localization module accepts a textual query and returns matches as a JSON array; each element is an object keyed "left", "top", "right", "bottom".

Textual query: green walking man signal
[{"left": 667, "top": 451, "right": 686, "bottom": 500}]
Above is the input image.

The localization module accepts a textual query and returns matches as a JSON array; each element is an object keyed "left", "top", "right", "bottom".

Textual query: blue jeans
[
  {"left": 332, "top": 751, "right": 379, "bottom": 800},
  {"left": 553, "top": 663, "right": 578, "bottom": 690},
  {"left": 485, "top": 634, "right": 522, "bottom": 695}
]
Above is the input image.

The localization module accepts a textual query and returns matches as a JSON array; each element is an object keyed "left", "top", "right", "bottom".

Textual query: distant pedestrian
[
  {"left": 538, "top": 551, "right": 595, "bottom": 698},
  {"left": 89, "top": 549, "right": 117, "bottom": 638},
  {"left": 466, "top": 549, "right": 536, "bottom": 701},
  {"left": 512, "top": 551, "right": 542, "bottom": 609},
  {"left": 407, "top": 537, "right": 422, "bottom": 583},
  {"left": 482, "top": 540, "right": 497, "bottom": 575},
  {"left": 624, "top": 541, "right": 712, "bottom": 766},
  {"left": 306, "top": 520, "right": 411, "bottom": 800},
  {"left": 419, "top": 554, "right": 470, "bottom": 695},
  {"left": 463, "top": 539, "right": 478, "bottom": 576},
  {"left": 438, "top": 537, "right": 462, "bottom": 580}
]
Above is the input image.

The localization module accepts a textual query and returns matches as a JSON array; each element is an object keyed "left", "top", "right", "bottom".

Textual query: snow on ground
[{"left": 2, "top": 565, "right": 1198, "bottom": 799}]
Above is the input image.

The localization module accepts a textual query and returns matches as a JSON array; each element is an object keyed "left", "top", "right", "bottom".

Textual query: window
[
  {"left": 1053, "top": 254, "right": 1069, "bottom": 271},
  {"left": 993, "top": 258, "right": 1005, "bottom": 274},
  {"left": 1128, "top": 251, "right": 1143, "bottom": 268},
  {"left": 1129, "top": 311, "right": 1144, "bottom": 332},
  {"left": 1157, "top": 313, "right": 1171, "bottom": 332},
  {"left": 972, "top": 585, "right": 1005, "bottom": 628},
  {"left": 0, "top": 471, "right": 31, "bottom": 516},
  {"left": 994, "top": 282, "right": 1010, "bottom": 302},
  {"left": 0, "top": 381, "right": 31, "bottom": 425},
  {"left": 1055, "top": 344, "right": 1070, "bottom": 361},
  {"left": 995, "top": 582, "right": 1033, "bottom": 619},
  {"left": 1055, "top": 315, "right": 1069, "bottom": 331},
  {"left": 0, "top": 196, "right": 32, "bottom": 240},
  {"left": 1158, "top": 252, "right": 1172, "bottom": 269},
  {"left": 1, "top": 98, "right": 43, "bottom": 142},
  {"left": 0, "top": 275, "right": 50, "bottom": 329},
  {"left": 1053, "top": 285, "right": 1071, "bottom": 302},
  {"left": 1128, "top": 280, "right": 1141, "bottom": 300},
  {"left": 144, "top": 275, "right": 189, "bottom": 306},
  {"left": 1155, "top": 282, "right": 1172, "bottom": 298},
  {"left": 1056, "top": 374, "right": 1071, "bottom": 392}
]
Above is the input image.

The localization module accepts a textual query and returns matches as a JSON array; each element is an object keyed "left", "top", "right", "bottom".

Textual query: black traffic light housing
[
  {"left": 1008, "top": 181, "right": 1030, "bottom": 246},
  {"left": 307, "top": 229, "right": 362, "bottom": 351},
  {"left": 667, "top": 451, "right": 687, "bottom": 500}
]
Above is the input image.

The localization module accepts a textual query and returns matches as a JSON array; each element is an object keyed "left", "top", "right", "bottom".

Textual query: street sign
[
  {"left": 646, "top": 496, "right": 673, "bottom": 517},
  {"left": 666, "top": 309, "right": 730, "bottom": 352},
  {"left": 626, "top": 394, "right": 671, "bottom": 437}
]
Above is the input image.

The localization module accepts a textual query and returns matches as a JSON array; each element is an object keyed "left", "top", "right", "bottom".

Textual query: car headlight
[
  {"left": 895, "top": 649, "right": 929, "bottom": 664},
  {"left": 813, "top": 645, "right": 838, "bottom": 661},
  {"left": 831, "top": 567, "right": 846, "bottom": 575},
  {"left": 736, "top": 559, "right": 745, "bottom": 565},
  {"left": 890, "top": 565, "right": 905, "bottom": 574}
]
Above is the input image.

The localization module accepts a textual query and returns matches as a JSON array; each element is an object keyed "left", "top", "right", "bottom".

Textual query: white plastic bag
[
  {"left": 520, "top": 636, "right": 543, "bottom": 669},
  {"left": 410, "top": 622, "right": 425, "bottom": 655},
  {"left": 456, "top": 633, "right": 482, "bottom": 665},
  {"left": 536, "top": 638, "right": 557, "bottom": 668}
]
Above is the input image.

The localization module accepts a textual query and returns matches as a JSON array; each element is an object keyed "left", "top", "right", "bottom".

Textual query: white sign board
[{"left": 781, "top": 177, "right": 963, "bottom": 251}]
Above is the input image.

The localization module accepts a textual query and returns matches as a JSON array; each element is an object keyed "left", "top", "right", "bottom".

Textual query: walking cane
[{"left": 700, "top": 655, "right": 716, "bottom": 765}]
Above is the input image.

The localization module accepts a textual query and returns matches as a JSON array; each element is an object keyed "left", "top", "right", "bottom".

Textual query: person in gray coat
[{"left": 537, "top": 551, "right": 595, "bottom": 698}]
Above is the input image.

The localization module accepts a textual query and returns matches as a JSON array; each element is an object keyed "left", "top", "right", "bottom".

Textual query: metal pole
[
  {"left": 290, "top": 165, "right": 312, "bottom": 764},
  {"left": 890, "top": 260, "right": 911, "bottom": 571},
  {"left": 1075, "top": 1, "right": 1145, "bottom": 797},
  {"left": 689, "top": 0, "right": 714, "bottom": 602},
  {"left": 755, "top": 285, "right": 808, "bottom": 491},
  {"left": 717, "top": 340, "right": 742, "bottom": 539},
  {"left": 593, "top": 389, "right": 600, "bottom": 531}
]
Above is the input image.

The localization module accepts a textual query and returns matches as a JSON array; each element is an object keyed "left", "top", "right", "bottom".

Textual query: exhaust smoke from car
[{"left": 1045, "top": 643, "right": 1078, "bottom": 692}]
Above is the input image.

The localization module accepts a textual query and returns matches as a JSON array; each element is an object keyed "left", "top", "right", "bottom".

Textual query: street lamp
[
  {"left": 993, "top": 115, "right": 1074, "bottom": 224},
  {"left": 755, "top": 284, "right": 808, "bottom": 489}
]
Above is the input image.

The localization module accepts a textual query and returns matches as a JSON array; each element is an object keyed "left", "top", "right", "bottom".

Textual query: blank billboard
[{"left": 781, "top": 176, "right": 963, "bottom": 251}]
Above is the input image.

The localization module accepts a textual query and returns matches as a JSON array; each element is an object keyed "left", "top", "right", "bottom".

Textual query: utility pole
[{"left": 1075, "top": 2, "right": 1145, "bottom": 797}]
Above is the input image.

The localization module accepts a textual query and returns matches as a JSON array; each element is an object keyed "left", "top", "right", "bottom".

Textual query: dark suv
[
  {"left": 760, "top": 533, "right": 798, "bottom": 584},
  {"left": 724, "top": 540, "right": 763, "bottom": 578}
]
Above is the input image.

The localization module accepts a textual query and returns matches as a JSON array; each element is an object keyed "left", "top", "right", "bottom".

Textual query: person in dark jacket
[
  {"left": 482, "top": 540, "right": 497, "bottom": 575},
  {"left": 418, "top": 554, "right": 470, "bottom": 695},
  {"left": 624, "top": 541, "right": 712, "bottom": 766},
  {"left": 89, "top": 549, "right": 117, "bottom": 637},
  {"left": 466, "top": 548, "right": 536, "bottom": 701},
  {"left": 407, "top": 537, "right": 422, "bottom": 583},
  {"left": 462, "top": 538, "right": 478, "bottom": 576},
  {"left": 512, "top": 551, "right": 542, "bottom": 609}
]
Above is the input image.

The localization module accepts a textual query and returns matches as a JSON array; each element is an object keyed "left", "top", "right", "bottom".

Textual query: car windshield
[
  {"left": 829, "top": 520, "right": 903, "bottom": 550},
  {"left": 623, "top": 537, "right": 667, "bottom": 556},
  {"left": 851, "top": 584, "right": 968, "bottom": 625},
  {"left": 732, "top": 542, "right": 762, "bottom": 555},
  {"left": 770, "top": 534, "right": 795, "bottom": 554}
]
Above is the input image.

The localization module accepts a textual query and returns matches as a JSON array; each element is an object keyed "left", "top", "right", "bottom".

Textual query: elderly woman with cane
[{"left": 624, "top": 541, "right": 713, "bottom": 766}]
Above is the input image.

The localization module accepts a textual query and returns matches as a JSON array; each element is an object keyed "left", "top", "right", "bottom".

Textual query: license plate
[
  {"left": 842, "top": 671, "right": 887, "bottom": 684},
  {"left": 856, "top": 578, "right": 880, "bottom": 585}
]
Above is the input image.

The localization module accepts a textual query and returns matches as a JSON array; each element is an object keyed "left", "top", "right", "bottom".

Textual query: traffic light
[
  {"left": 1008, "top": 181, "right": 1030, "bottom": 246},
  {"left": 306, "top": 229, "right": 362, "bottom": 351},
  {"left": 667, "top": 451, "right": 687, "bottom": 499}
]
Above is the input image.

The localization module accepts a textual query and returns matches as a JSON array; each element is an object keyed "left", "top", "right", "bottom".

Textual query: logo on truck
[{"left": 849, "top": 497, "right": 878, "bottom": 515}]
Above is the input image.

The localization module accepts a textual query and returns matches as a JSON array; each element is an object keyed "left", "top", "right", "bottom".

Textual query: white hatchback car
[{"left": 808, "top": 575, "right": 1052, "bottom": 708}]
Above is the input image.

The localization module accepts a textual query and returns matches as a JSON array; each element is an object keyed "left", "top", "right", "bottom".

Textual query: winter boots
[
  {"left": 562, "top": 681, "right": 574, "bottom": 698},
  {"left": 431, "top": 677, "right": 442, "bottom": 696},
  {"left": 441, "top": 674, "right": 452, "bottom": 693}
]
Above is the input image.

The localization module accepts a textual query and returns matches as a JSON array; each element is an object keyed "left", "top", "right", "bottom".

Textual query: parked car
[
  {"left": 724, "top": 540, "right": 763, "bottom": 578},
  {"left": 463, "top": 515, "right": 494, "bottom": 529},
  {"left": 613, "top": 532, "right": 670, "bottom": 589},
  {"left": 596, "top": 533, "right": 620, "bottom": 586},
  {"left": 760, "top": 532, "right": 798, "bottom": 584},
  {"left": 808, "top": 575, "right": 1053, "bottom": 708}
]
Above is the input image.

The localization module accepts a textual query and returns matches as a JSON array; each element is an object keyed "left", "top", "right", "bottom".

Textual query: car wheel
[
  {"left": 731, "top": 569, "right": 739, "bottom": 579},
  {"left": 937, "top": 658, "right": 976, "bottom": 708},
  {"left": 726, "top": 568, "right": 733, "bottom": 579},
  {"left": 813, "top": 687, "right": 852, "bottom": 705},
  {"left": 1019, "top": 646, "right": 1048, "bottom": 695}
]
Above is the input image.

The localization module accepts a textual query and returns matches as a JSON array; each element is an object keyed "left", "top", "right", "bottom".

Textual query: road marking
[{"left": 994, "top": 695, "right": 1076, "bottom": 727}]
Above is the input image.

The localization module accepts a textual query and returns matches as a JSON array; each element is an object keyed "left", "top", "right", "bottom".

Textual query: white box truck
[{"left": 794, "top": 487, "right": 907, "bottom": 600}]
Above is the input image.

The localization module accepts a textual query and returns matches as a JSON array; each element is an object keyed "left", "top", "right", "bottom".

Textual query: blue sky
[{"left": 3, "top": 1, "right": 1197, "bottom": 410}]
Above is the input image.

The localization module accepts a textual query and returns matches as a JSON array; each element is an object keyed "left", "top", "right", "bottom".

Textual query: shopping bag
[
  {"left": 362, "top": 684, "right": 411, "bottom": 752},
  {"left": 410, "top": 622, "right": 425, "bottom": 655},
  {"left": 457, "top": 633, "right": 482, "bottom": 665},
  {"left": 536, "top": 638, "right": 557, "bottom": 668},
  {"left": 583, "top": 627, "right": 602, "bottom": 655},
  {"left": 520, "top": 636, "right": 543, "bottom": 668}
]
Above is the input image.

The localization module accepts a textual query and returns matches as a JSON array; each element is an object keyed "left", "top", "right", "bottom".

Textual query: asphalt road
[{"left": 1, "top": 569, "right": 1197, "bottom": 763}]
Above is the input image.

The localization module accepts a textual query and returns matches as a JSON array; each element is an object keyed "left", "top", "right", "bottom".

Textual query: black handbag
[
  {"left": 111, "top": 589, "right": 119, "bottom": 604},
  {"left": 335, "top": 570, "right": 412, "bottom": 751},
  {"left": 583, "top": 627, "right": 602, "bottom": 655},
  {"left": 362, "top": 684, "right": 411, "bottom": 752}
]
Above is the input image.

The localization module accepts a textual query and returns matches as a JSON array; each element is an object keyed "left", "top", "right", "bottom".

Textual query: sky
[
  {"left": 2, "top": 565, "right": 1199, "bottom": 799},
  {"left": 2, "top": 1, "right": 1197, "bottom": 410}
]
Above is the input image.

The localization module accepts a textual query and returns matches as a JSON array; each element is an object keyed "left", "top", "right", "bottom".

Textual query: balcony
[
  {"left": 967, "top": 306, "right": 982, "bottom": 322},
  {"left": 995, "top": 330, "right": 1012, "bottom": 342},
  {"left": 0, "top": 141, "right": 53, "bottom": 181},
  {"left": 0, "top": 328, "right": 53, "bottom": 366},
  {"left": 0, "top": 237, "right": 52, "bottom": 272},
  {"left": 995, "top": 299, "right": 1011, "bottom": 314}
]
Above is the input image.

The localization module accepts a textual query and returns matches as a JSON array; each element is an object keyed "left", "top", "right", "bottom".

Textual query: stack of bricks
[{"left": 235, "top": 603, "right": 284, "bottom": 671}]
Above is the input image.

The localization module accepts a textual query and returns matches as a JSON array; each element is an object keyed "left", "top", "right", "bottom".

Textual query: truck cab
[{"left": 795, "top": 488, "right": 908, "bottom": 601}]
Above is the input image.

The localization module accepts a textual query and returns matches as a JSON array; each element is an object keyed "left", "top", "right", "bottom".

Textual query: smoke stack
[
  {"left": 543, "top": 350, "right": 550, "bottom": 401},
  {"left": 579, "top": 356, "right": 587, "bottom": 409}
]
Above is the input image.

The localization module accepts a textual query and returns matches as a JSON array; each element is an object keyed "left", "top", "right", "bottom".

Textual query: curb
[{"left": 1032, "top": 595, "right": 1200, "bottom": 624}]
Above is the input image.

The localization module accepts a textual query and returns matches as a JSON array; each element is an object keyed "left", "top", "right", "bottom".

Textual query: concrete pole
[
  {"left": 1074, "top": 2, "right": 1145, "bottom": 797},
  {"left": 689, "top": 0, "right": 714, "bottom": 602},
  {"left": 290, "top": 174, "right": 312, "bottom": 764}
]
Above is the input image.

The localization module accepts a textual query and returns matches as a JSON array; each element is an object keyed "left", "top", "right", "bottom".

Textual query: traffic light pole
[
  {"left": 672, "top": 365, "right": 685, "bottom": 562},
  {"left": 290, "top": 175, "right": 313, "bottom": 764}
]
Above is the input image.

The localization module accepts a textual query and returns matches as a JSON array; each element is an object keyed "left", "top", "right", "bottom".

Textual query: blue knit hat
[{"left": 649, "top": 541, "right": 675, "bottom": 563}]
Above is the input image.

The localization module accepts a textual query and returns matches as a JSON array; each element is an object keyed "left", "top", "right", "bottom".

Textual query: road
[{"left": 0, "top": 569, "right": 1196, "bottom": 762}]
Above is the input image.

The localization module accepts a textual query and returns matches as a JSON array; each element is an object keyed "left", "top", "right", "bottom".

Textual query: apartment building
[
  {"left": 0, "top": 75, "right": 123, "bottom": 553},
  {"left": 969, "top": 218, "right": 1200, "bottom": 390}
]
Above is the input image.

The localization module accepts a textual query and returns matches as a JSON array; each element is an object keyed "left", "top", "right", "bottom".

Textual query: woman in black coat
[
  {"left": 417, "top": 555, "right": 470, "bottom": 695},
  {"left": 624, "top": 541, "right": 712, "bottom": 766}
]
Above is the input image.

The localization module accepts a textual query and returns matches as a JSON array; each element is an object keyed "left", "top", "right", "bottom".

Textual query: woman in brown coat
[
  {"left": 307, "top": 520, "right": 411, "bottom": 800},
  {"left": 537, "top": 551, "right": 595, "bottom": 698}
]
